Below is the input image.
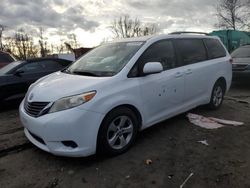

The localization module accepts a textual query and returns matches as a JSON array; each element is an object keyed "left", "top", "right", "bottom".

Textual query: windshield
[
  {"left": 0, "top": 61, "right": 22, "bottom": 75},
  {"left": 65, "top": 41, "right": 144, "bottom": 77},
  {"left": 231, "top": 47, "right": 250, "bottom": 58}
]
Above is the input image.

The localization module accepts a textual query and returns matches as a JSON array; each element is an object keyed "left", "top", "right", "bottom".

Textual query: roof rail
[{"left": 170, "top": 31, "right": 209, "bottom": 36}]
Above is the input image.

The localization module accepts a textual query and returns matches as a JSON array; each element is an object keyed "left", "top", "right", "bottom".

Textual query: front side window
[
  {"left": 204, "top": 39, "right": 226, "bottom": 59},
  {"left": 138, "top": 40, "right": 176, "bottom": 72},
  {"left": 40, "top": 60, "right": 64, "bottom": 70},
  {"left": 66, "top": 42, "right": 144, "bottom": 77},
  {"left": 20, "top": 62, "right": 42, "bottom": 73},
  {"left": 176, "top": 39, "right": 207, "bottom": 65}
]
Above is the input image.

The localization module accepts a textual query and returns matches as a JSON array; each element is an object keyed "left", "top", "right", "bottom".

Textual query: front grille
[{"left": 24, "top": 101, "right": 50, "bottom": 117}]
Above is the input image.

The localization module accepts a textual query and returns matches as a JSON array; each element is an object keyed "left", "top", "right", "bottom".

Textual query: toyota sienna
[{"left": 19, "top": 34, "right": 232, "bottom": 157}]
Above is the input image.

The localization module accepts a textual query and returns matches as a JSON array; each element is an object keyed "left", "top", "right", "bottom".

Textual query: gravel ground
[{"left": 0, "top": 83, "right": 250, "bottom": 188}]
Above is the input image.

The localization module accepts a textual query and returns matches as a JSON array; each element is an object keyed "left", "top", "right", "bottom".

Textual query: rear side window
[
  {"left": 204, "top": 39, "right": 226, "bottom": 59},
  {"left": 175, "top": 39, "right": 207, "bottom": 65},
  {"left": 138, "top": 40, "right": 176, "bottom": 71}
]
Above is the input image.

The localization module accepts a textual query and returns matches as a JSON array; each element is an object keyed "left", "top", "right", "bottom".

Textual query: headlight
[{"left": 49, "top": 91, "right": 96, "bottom": 113}]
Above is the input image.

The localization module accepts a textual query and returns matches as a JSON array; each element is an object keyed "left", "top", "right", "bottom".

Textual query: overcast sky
[{"left": 0, "top": 0, "right": 218, "bottom": 47}]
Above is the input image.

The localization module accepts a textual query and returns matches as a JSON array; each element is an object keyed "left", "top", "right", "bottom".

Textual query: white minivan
[{"left": 19, "top": 34, "right": 232, "bottom": 157}]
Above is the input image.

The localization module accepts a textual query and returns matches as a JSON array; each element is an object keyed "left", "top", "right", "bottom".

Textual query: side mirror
[
  {"left": 143, "top": 62, "right": 163, "bottom": 75},
  {"left": 14, "top": 69, "right": 24, "bottom": 76}
]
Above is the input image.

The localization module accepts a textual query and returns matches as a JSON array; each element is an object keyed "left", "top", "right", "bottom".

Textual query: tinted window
[
  {"left": 0, "top": 53, "right": 15, "bottom": 63},
  {"left": 176, "top": 39, "right": 207, "bottom": 65},
  {"left": 231, "top": 46, "right": 250, "bottom": 58},
  {"left": 19, "top": 62, "right": 42, "bottom": 73},
  {"left": 40, "top": 60, "right": 64, "bottom": 70},
  {"left": 138, "top": 40, "right": 176, "bottom": 71},
  {"left": 204, "top": 39, "right": 226, "bottom": 59}
]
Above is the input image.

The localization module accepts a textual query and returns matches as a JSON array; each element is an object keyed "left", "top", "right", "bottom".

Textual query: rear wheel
[
  {"left": 208, "top": 81, "right": 225, "bottom": 110},
  {"left": 97, "top": 107, "right": 139, "bottom": 156}
]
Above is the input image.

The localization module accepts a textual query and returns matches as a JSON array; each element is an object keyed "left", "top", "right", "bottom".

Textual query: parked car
[
  {"left": 19, "top": 34, "right": 232, "bottom": 157},
  {"left": 231, "top": 45, "right": 250, "bottom": 81},
  {"left": 0, "top": 51, "right": 16, "bottom": 68},
  {"left": 0, "top": 58, "right": 72, "bottom": 102}
]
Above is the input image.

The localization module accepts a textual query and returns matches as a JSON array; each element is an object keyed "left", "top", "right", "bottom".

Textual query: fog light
[{"left": 61, "top": 141, "right": 78, "bottom": 148}]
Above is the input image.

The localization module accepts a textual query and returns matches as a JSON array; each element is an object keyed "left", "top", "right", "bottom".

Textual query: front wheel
[
  {"left": 208, "top": 81, "right": 225, "bottom": 110},
  {"left": 97, "top": 107, "right": 139, "bottom": 156}
]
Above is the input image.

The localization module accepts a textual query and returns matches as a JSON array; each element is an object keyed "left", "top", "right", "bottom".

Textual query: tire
[
  {"left": 208, "top": 81, "right": 225, "bottom": 110},
  {"left": 97, "top": 107, "right": 139, "bottom": 156}
]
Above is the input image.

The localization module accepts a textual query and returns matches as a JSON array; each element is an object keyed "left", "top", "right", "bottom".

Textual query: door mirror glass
[{"left": 143, "top": 62, "right": 163, "bottom": 75}]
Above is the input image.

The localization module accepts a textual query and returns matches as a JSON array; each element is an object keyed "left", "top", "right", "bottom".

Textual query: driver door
[{"left": 133, "top": 40, "right": 185, "bottom": 127}]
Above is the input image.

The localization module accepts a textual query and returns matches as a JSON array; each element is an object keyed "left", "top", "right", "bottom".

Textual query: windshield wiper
[{"left": 72, "top": 71, "right": 99, "bottom": 77}]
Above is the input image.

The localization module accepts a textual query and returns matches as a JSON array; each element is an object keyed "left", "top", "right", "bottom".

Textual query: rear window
[
  {"left": 175, "top": 39, "right": 207, "bottom": 65},
  {"left": 0, "top": 53, "right": 15, "bottom": 63},
  {"left": 204, "top": 39, "right": 226, "bottom": 59},
  {"left": 231, "top": 46, "right": 250, "bottom": 58}
]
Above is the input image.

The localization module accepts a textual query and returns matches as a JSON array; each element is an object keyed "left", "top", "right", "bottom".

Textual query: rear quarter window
[
  {"left": 175, "top": 39, "right": 207, "bottom": 65},
  {"left": 204, "top": 38, "right": 226, "bottom": 59}
]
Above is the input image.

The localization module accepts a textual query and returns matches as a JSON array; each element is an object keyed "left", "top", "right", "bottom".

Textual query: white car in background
[
  {"left": 231, "top": 44, "right": 250, "bottom": 81},
  {"left": 19, "top": 34, "right": 232, "bottom": 157}
]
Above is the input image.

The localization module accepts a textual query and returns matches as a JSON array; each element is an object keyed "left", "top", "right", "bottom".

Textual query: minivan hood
[{"left": 28, "top": 71, "right": 111, "bottom": 102}]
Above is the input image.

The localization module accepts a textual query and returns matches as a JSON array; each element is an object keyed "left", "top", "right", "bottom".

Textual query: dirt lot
[{"left": 0, "top": 83, "right": 250, "bottom": 188}]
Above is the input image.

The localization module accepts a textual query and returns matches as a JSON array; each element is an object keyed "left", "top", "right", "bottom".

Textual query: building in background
[{"left": 209, "top": 30, "right": 250, "bottom": 52}]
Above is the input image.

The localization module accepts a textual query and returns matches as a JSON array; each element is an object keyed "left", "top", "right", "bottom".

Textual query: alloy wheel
[
  {"left": 107, "top": 116, "right": 134, "bottom": 150},
  {"left": 213, "top": 86, "right": 223, "bottom": 107}
]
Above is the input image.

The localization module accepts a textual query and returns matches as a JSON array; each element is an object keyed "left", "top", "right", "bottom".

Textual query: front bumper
[{"left": 19, "top": 100, "right": 105, "bottom": 157}]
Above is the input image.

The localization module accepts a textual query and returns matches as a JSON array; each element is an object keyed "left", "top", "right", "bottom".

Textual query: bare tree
[
  {"left": 111, "top": 15, "right": 157, "bottom": 38},
  {"left": 38, "top": 27, "right": 50, "bottom": 57},
  {"left": 0, "top": 24, "right": 6, "bottom": 51},
  {"left": 66, "top": 33, "right": 78, "bottom": 50},
  {"left": 216, "top": 0, "right": 249, "bottom": 30},
  {"left": 14, "top": 29, "right": 38, "bottom": 59}
]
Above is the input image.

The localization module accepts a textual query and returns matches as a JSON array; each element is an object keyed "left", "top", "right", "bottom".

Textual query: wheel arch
[
  {"left": 216, "top": 77, "right": 227, "bottom": 93},
  {"left": 100, "top": 104, "right": 143, "bottom": 130}
]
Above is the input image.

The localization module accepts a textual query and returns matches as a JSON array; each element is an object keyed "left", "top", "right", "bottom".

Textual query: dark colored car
[
  {"left": 0, "top": 51, "right": 16, "bottom": 68},
  {"left": 231, "top": 45, "right": 250, "bottom": 81},
  {"left": 0, "top": 58, "right": 72, "bottom": 102}
]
